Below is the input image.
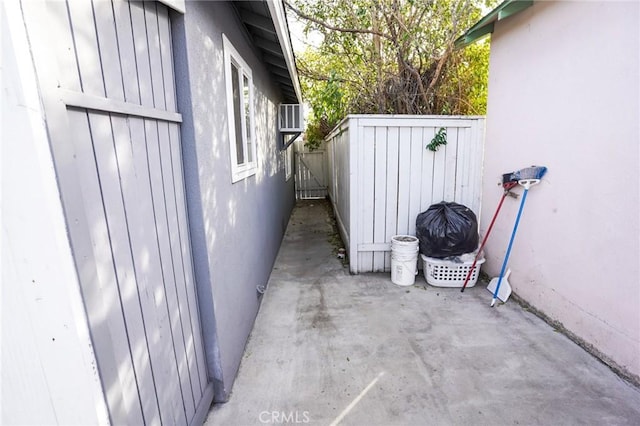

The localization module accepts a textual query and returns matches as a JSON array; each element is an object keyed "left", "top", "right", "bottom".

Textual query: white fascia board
[
  {"left": 158, "top": 0, "right": 185, "bottom": 14},
  {"left": 266, "top": 0, "right": 303, "bottom": 103}
]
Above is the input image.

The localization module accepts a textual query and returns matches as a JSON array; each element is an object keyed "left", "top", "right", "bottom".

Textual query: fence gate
[
  {"left": 295, "top": 150, "right": 328, "bottom": 199},
  {"left": 23, "top": 1, "right": 211, "bottom": 424}
]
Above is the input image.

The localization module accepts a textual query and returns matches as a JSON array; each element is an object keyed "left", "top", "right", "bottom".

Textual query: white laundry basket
[{"left": 421, "top": 254, "right": 485, "bottom": 288}]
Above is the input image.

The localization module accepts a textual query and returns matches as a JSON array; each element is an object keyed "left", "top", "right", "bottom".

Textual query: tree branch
[{"left": 284, "top": 1, "right": 392, "bottom": 41}]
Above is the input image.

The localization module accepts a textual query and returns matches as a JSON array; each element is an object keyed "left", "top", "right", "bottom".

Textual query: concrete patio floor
[{"left": 205, "top": 200, "right": 640, "bottom": 425}]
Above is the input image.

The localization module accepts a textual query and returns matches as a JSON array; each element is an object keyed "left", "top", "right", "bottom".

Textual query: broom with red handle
[{"left": 460, "top": 181, "right": 518, "bottom": 292}]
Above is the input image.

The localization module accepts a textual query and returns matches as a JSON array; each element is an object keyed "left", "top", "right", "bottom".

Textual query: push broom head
[
  {"left": 515, "top": 166, "right": 548, "bottom": 180},
  {"left": 516, "top": 166, "right": 547, "bottom": 190},
  {"left": 503, "top": 166, "right": 548, "bottom": 183}
]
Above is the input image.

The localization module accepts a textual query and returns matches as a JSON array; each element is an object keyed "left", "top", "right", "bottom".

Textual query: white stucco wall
[
  {"left": 1, "top": 2, "right": 108, "bottom": 423},
  {"left": 481, "top": 1, "right": 639, "bottom": 379}
]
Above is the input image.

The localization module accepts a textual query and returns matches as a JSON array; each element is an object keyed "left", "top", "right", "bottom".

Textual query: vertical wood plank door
[{"left": 27, "top": 1, "right": 211, "bottom": 424}]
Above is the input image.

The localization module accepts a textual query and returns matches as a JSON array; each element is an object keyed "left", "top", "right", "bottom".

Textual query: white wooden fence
[
  {"left": 326, "top": 115, "right": 485, "bottom": 273},
  {"left": 295, "top": 142, "right": 328, "bottom": 199}
]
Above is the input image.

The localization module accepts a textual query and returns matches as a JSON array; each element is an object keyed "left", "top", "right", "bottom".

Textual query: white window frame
[{"left": 223, "top": 35, "right": 257, "bottom": 183}]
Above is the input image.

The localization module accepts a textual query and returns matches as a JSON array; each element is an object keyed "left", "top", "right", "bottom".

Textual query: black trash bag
[{"left": 416, "top": 202, "right": 479, "bottom": 258}]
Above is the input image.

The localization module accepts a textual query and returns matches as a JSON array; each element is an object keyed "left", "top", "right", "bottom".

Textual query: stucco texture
[
  {"left": 481, "top": 1, "right": 639, "bottom": 380},
  {"left": 174, "top": 1, "right": 295, "bottom": 400}
]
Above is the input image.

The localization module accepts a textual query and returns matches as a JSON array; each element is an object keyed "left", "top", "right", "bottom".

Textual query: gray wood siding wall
[{"left": 22, "top": 1, "right": 211, "bottom": 424}]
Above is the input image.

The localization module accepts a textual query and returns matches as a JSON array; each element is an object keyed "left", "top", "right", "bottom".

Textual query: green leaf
[{"left": 426, "top": 128, "right": 447, "bottom": 152}]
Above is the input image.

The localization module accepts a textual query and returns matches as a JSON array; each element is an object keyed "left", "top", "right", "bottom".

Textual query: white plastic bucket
[{"left": 390, "top": 235, "right": 419, "bottom": 286}]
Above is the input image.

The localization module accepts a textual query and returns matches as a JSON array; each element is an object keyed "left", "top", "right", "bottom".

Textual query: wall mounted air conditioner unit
[{"left": 279, "top": 104, "right": 304, "bottom": 132}]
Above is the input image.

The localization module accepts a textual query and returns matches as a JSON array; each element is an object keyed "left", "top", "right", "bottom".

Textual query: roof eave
[
  {"left": 454, "top": 0, "right": 533, "bottom": 49},
  {"left": 266, "top": 0, "right": 303, "bottom": 104}
]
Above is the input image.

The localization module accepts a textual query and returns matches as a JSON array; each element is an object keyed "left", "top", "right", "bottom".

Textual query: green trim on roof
[{"left": 455, "top": 0, "right": 533, "bottom": 48}]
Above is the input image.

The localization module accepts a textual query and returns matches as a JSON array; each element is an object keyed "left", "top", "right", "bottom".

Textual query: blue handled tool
[{"left": 491, "top": 166, "right": 547, "bottom": 307}]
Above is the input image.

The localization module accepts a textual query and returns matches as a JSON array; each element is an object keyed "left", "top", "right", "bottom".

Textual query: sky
[{"left": 285, "top": 7, "right": 323, "bottom": 54}]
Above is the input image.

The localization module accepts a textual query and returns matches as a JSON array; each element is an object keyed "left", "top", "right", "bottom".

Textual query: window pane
[
  {"left": 243, "top": 74, "right": 252, "bottom": 163},
  {"left": 231, "top": 63, "right": 244, "bottom": 165}
]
